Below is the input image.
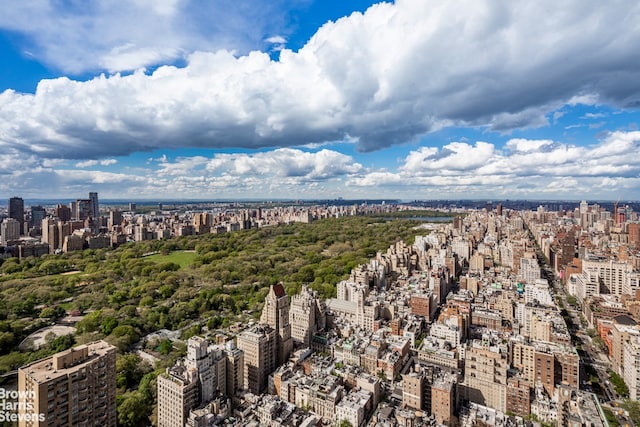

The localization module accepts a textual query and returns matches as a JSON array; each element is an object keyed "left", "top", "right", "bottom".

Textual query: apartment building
[{"left": 17, "top": 341, "right": 116, "bottom": 427}]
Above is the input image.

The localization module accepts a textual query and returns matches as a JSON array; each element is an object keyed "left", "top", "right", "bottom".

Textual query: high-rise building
[
  {"left": 157, "top": 336, "right": 239, "bottom": 427},
  {"left": 237, "top": 325, "right": 277, "bottom": 394},
  {"left": 8, "top": 197, "right": 25, "bottom": 235},
  {"left": 41, "top": 218, "right": 58, "bottom": 253},
  {"left": 225, "top": 341, "right": 244, "bottom": 398},
  {"left": 89, "top": 192, "right": 99, "bottom": 219},
  {"left": 17, "top": 341, "right": 117, "bottom": 427},
  {"left": 506, "top": 378, "right": 531, "bottom": 417},
  {"left": 29, "top": 206, "right": 46, "bottom": 230},
  {"left": 157, "top": 365, "right": 199, "bottom": 427},
  {"left": 629, "top": 223, "right": 640, "bottom": 249},
  {"left": 108, "top": 210, "right": 123, "bottom": 228},
  {"left": 402, "top": 370, "right": 428, "bottom": 411},
  {"left": 431, "top": 377, "right": 455, "bottom": 426},
  {"left": 54, "top": 204, "right": 71, "bottom": 222},
  {"left": 289, "top": 284, "right": 325, "bottom": 347},
  {"left": 260, "top": 283, "right": 293, "bottom": 365},
  {"left": 1, "top": 218, "right": 21, "bottom": 245},
  {"left": 582, "top": 259, "right": 633, "bottom": 295},
  {"left": 579, "top": 200, "right": 588, "bottom": 215},
  {"left": 193, "top": 213, "right": 212, "bottom": 234},
  {"left": 75, "top": 199, "right": 92, "bottom": 221},
  {"left": 184, "top": 337, "right": 226, "bottom": 403},
  {"left": 460, "top": 340, "right": 508, "bottom": 412},
  {"left": 623, "top": 336, "right": 640, "bottom": 400},
  {"left": 520, "top": 253, "right": 541, "bottom": 285}
]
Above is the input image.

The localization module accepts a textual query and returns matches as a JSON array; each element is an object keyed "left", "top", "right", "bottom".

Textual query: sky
[{"left": 0, "top": 0, "right": 639, "bottom": 202}]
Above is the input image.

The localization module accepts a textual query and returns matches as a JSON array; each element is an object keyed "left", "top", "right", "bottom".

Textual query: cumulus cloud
[
  {"left": 2, "top": 131, "right": 639, "bottom": 200},
  {"left": 206, "top": 148, "right": 362, "bottom": 179},
  {"left": 349, "top": 131, "right": 640, "bottom": 199},
  {"left": 0, "top": 0, "right": 639, "bottom": 163},
  {"left": 75, "top": 159, "right": 118, "bottom": 168}
]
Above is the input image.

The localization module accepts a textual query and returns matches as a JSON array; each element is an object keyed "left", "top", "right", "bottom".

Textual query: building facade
[{"left": 17, "top": 341, "right": 117, "bottom": 427}]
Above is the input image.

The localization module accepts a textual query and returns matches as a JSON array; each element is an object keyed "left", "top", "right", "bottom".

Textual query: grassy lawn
[{"left": 144, "top": 251, "right": 197, "bottom": 269}]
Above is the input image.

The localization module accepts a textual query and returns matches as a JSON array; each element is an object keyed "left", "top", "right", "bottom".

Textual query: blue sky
[{"left": 0, "top": 0, "right": 639, "bottom": 201}]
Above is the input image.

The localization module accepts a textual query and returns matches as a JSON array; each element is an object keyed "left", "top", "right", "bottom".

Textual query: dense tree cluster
[{"left": 1, "top": 215, "right": 421, "bottom": 361}]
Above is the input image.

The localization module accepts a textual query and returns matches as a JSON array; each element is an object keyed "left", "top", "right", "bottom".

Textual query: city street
[{"left": 539, "top": 265, "right": 634, "bottom": 426}]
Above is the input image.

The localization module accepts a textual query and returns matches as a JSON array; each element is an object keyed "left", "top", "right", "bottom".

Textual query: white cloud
[
  {"left": 206, "top": 148, "right": 362, "bottom": 179},
  {"left": 348, "top": 131, "right": 640, "bottom": 199},
  {"left": 401, "top": 142, "right": 495, "bottom": 173},
  {"left": 0, "top": 0, "right": 638, "bottom": 163},
  {"left": 582, "top": 112, "right": 607, "bottom": 119},
  {"left": 0, "top": 0, "right": 298, "bottom": 74},
  {"left": 2, "top": 131, "right": 639, "bottom": 200},
  {"left": 505, "top": 139, "right": 554, "bottom": 153},
  {"left": 76, "top": 160, "right": 98, "bottom": 168},
  {"left": 265, "top": 35, "right": 287, "bottom": 44},
  {"left": 157, "top": 156, "right": 209, "bottom": 176},
  {"left": 75, "top": 159, "right": 118, "bottom": 168}
]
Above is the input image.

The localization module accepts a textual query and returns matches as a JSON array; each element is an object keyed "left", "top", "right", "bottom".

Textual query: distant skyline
[{"left": 0, "top": 1, "right": 639, "bottom": 201}]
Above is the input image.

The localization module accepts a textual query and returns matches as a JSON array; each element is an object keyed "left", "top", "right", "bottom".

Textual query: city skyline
[{"left": 1, "top": 1, "right": 639, "bottom": 201}]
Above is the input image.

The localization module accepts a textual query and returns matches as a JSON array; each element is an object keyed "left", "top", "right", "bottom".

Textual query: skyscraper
[
  {"left": 89, "top": 192, "right": 99, "bottom": 219},
  {"left": 17, "top": 341, "right": 117, "bottom": 427},
  {"left": 30, "top": 205, "right": 46, "bottom": 229},
  {"left": 289, "top": 284, "right": 325, "bottom": 347},
  {"left": 75, "top": 199, "right": 92, "bottom": 221},
  {"left": 260, "top": 283, "right": 293, "bottom": 365},
  {"left": 54, "top": 204, "right": 71, "bottom": 222},
  {"left": 8, "top": 197, "right": 25, "bottom": 235}
]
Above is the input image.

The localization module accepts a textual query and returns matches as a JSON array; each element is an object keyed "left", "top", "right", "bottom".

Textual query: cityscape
[
  {"left": 1, "top": 1, "right": 640, "bottom": 427},
  {"left": 0, "top": 195, "right": 639, "bottom": 426}
]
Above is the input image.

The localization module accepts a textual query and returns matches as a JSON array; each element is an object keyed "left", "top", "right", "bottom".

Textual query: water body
[{"left": 385, "top": 216, "right": 454, "bottom": 222}]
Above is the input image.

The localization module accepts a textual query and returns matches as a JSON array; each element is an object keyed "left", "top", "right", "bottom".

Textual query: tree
[
  {"left": 76, "top": 310, "right": 103, "bottom": 333},
  {"left": 108, "top": 325, "right": 140, "bottom": 352},
  {"left": 116, "top": 354, "right": 151, "bottom": 389},
  {"left": 157, "top": 339, "right": 173, "bottom": 355},
  {"left": 117, "top": 391, "right": 150, "bottom": 427},
  {"left": 621, "top": 399, "right": 640, "bottom": 425},
  {"left": 50, "top": 334, "right": 75, "bottom": 352},
  {"left": 608, "top": 370, "right": 629, "bottom": 397},
  {"left": 101, "top": 316, "right": 118, "bottom": 335}
]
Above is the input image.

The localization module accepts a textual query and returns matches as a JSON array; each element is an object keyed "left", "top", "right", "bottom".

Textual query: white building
[
  {"left": 525, "top": 279, "right": 554, "bottom": 306},
  {"left": 0, "top": 217, "right": 20, "bottom": 245},
  {"left": 334, "top": 389, "right": 372, "bottom": 427},
  {"left": 520, "top": 255, "right": 541, "bottom": 285},
  {"left": 582, "top": 259, "right": 633, "bottom": 296},
  {"left": 623, "top": 336, "right": 640, "bottom": 400}
]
